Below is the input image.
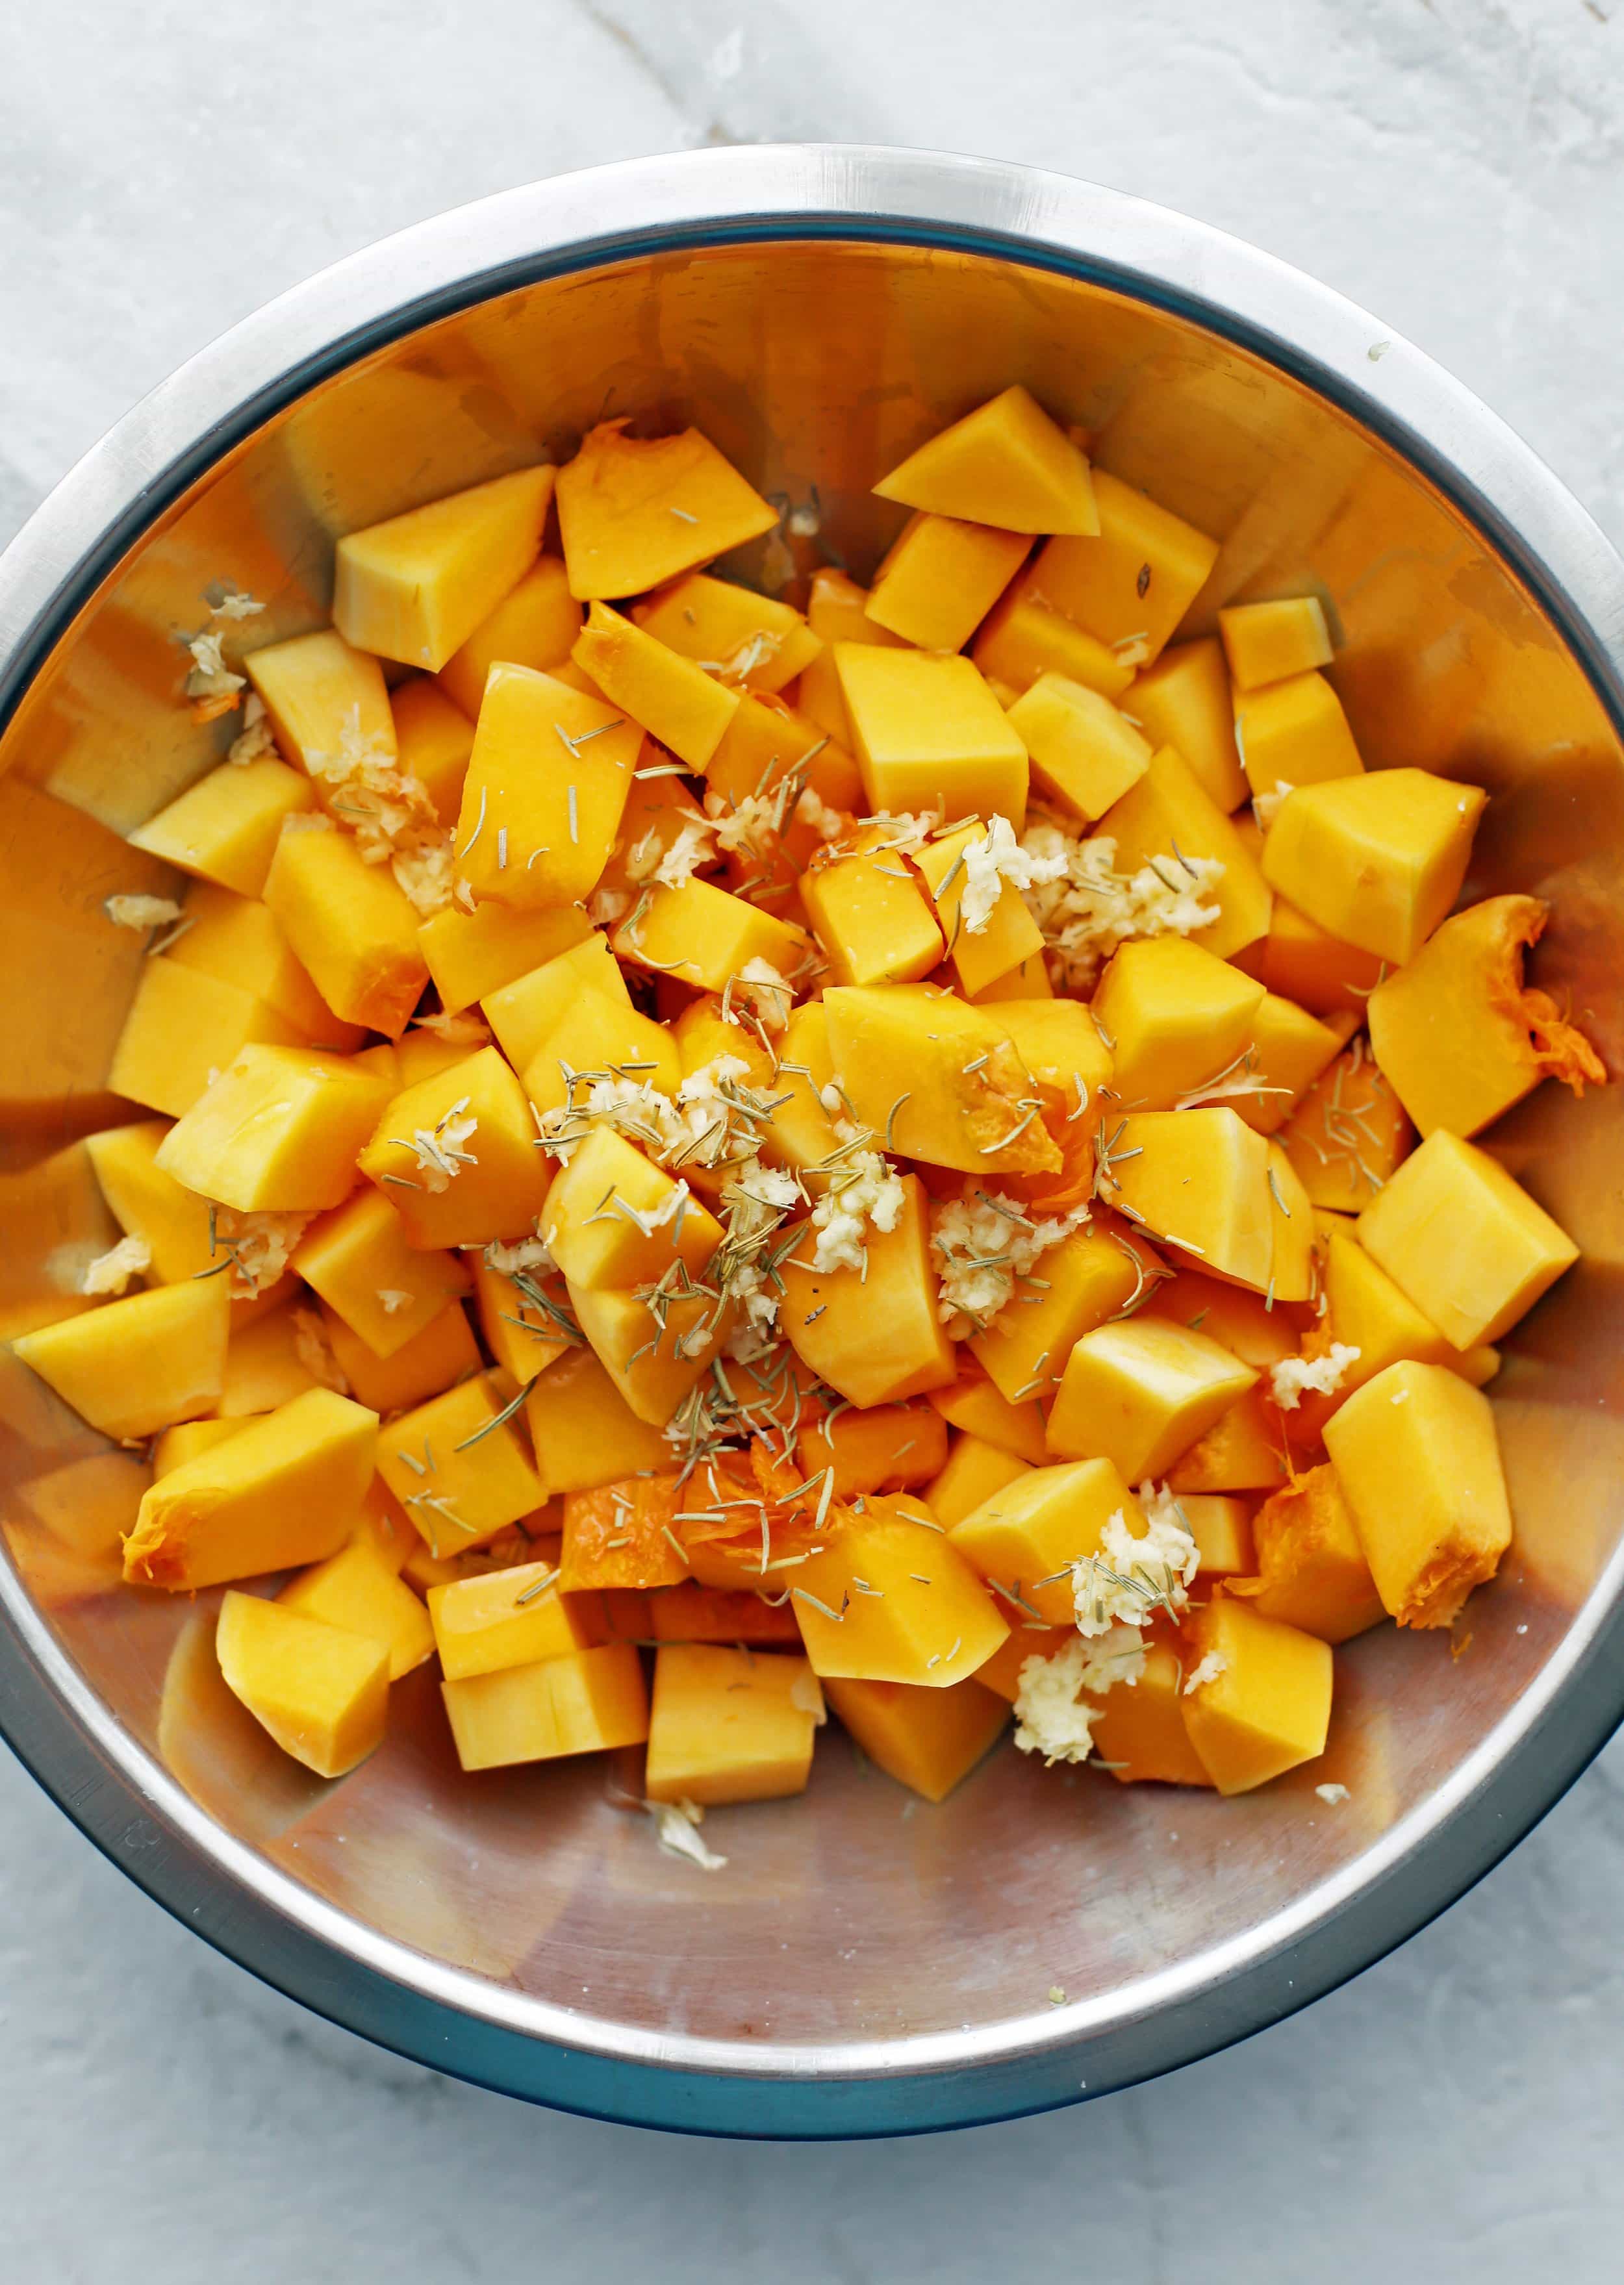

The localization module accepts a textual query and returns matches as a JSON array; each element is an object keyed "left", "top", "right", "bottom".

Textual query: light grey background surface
[{"left": 3, "top": 1, "right": 1623, "bottom": 2276}]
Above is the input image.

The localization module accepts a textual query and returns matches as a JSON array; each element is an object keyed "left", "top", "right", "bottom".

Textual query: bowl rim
[{"left": 3, "top": 142, "right": 1623, "bottom": 2140}]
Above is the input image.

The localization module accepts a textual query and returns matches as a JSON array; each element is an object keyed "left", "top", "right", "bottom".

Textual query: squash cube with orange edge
[
  {"left": 129, "top": 757, "right": 318, "bottom": 899},
  {"left": 1219, "top": 597, "right": 1333, "bottom": 691},
  {"left": 264, "top": 816, "right": 427, "bottom": 1037},
  {"left": 1099, "top": 1107, "right": 1275, "bottom": 1291},
  {"left": 572, "top": 602, "right": 739, "bottom": 769},
  {"left": 913, "top": 820, "right": 1047, "bottom": 1000},
  {"left": 645, "top": 1644, "right": 825, "bottom": 1806},
  {"left": 798, "top": 831, "right": 945, "bottom": 988},
  {"left": 1005, "top": 672, "right": 1151, "bottom": 824},
  {"left": 972, "top": 582, "right": 1134, "bottom": 703},
  {"left": 156, "top": 1043, "right": 390, "bottom": 1215},
  {"left": 971, "top": 1625, "right": 1072, "bottom": 1703},
  {"left": 824, "top": 1673, "right": 1009, "bottom": 1802},
  {"left": 820, "top": 985, "right": 1059, "bottom": 1177},
  {"left": 166, "top": 882, "right": 366, "bottom": 1050},
  {"left": 1279, "top": 1042, "right": 1412, "bottom": 1215},
  {"left": 1096, "top": 745, "right": 1273, "bottom": 962},
  {"left": 779, "top": 1175, "right": 956, "bottom": 1410},
  {"left": 926, "top": 1369, "right": 1050, "bottom": 1465},
  {"left": 217, "top": 1590, "right": 389, "bottom": 1780},
  {"left": 833, "top": 646, "right": 1030, "bottom": 829},
  {"left": 1180, "top": 1594, "right": 1333, "bottom": 1795},
  {"left": 1227, "top": 1464, "right": 1385, "bottom": 1643},
  {"left": 1233, "top": 993, "right": 1347, "bottom": 1138},
  {"left": 14, "top": 1275, "right": 229, "bottom": 1445},
  {"left": 278, "top": 1534, "right": 436, "bottom": 1680},
  {"left": 922, "top": 1433, "right": 1031, "bottom": 1529},
  {"left": 418, "top": 899, "right": 592, "bottom": 1016},
  {"left": 636, "top": 574, "right": 821, "bottom": 696},
  {"left": 1235, "top": 669, "right": 1362, "bottom": 804},
  {"left": 568, "top": 1282, "right": 733, "bottom": 1428},
  {"left": 471, "top": 1254, "right": 576, "bottom": 1384},
  {"left": 441, "top": 1641, "right": 649, "bottom": 1771},
  {"left": 359, "top": 1046, "right": 550, "bottom": 1250},
  {"left": 863, "top": 512, "right": 1030, "bottom": 652},
  {"left": 555, "top": 422, "right": 779, "bottom": 602},
  {"left": 244, "top": 626, "right": 395, "bottom": 781},
  {"left": 558, "top": 1474, "right": 690, "bottom": 1593},
  {"left": 1263, "top": 768, "right": 1486, "bottom": 968},
  {"left": 1092, "top": 937, "right": 1264, "bottom": 1112},
  {"left": 950, "top": 1456, "right": 1142, "bottom": 1625},
  {"left": 392, "top": 679, "right": 476, "bottom": 827},
  {"left": 334, "top": 464, "right": 555, "bottom": 672},
  {"left": 482, "top": 928, "right": 631, "bottom": 1076},
  {"left": 796, "top": 1400, "right": 948, "bottom": 1500},
  {"left": 1089, "top": 1635, "right": 1214, "bottom": 1787},
  {"left": 453, "top": 664, "right": 639, "bottom": 911},
  {"left": 543, "top": 1124, "right": 722, "bottom": 1293},
  {"left": 612, "top": 875, "right": 809, "bottom": 996},
  {"left": 1166, "top": 1389, "right": 1290, "bottom": 1495},
  {"left": 376, "top": 1372, "right": 544, "bottom": 1555},
  {"left": 107, "top": 959, "right": 312, "bottom": 1122},
  {"left": 789, "top": 1500, "right": 1008, "bottom": 1686},
  {"left": 970, "top": 1216, "right": 1152, "bottom": 1404}
]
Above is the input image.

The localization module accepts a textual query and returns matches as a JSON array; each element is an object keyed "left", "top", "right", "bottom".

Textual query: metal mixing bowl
[{"left": 1, "top": 146, "right": 1621, "bottom": 2140}]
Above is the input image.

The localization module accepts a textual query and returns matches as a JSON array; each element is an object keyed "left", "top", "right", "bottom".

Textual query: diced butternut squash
[
  {"left": 1142, "top": 1265, "right": 1297, "bottom": 1369},
  {"left": 165, "top": 882, "right": 364, "bottom": 1050},
  {"left": 1258, "top": 894, "right": 1386, "bottom": 1016},
  {"left": 611, "top": 876, "right": 809, "bottom": 996},
  {"left": 244, "top": 626, "right": 395, "bottom": 781},
  {"left": 1089, "top": 1636, "right": 1215, "bottom": 1786},
  {"left": 334, "top": 464, "right": 555, "bottom": 670},
  {"left": 1180, "top": 1595, "right": 1333, "bottom": 1794},
  {"left": 645, "top": 1643, "right": 824, "bottom": 1805},
  {"left": 1178, "top": 1492, "right": 1256, "bottom": 1577},
  {"left": 1126, "top": 637, "right": 1247, "bottom": 813},
  {"left": 216, "top": 1589, "right": 389, "bottom": 1778},
  {"left": 833, "top": 648, "right": 1030, "bottom": 828},
  {"left": 1099, "top": 1107, "right": 1274, "bottom": 1289},
  {"left": 453, "top": 664, "right": 638, "bottom": 910},
  {"left": 1235, "top": 669, "right": 1362, "bottom": 803},
  {"left": 428, "top": 1560, "right": 592, "bottom": 1680},
  {"left": 322, "top": 1297, "right": 479, "bottom": 1415},
  {"left": 555, "top": 422, "right": 778, "bottom": 602},
  {"left": 1323, "top": 1359, "right": 1512, "bottom": 1628},
  {"left": 572, "top": 601, "right": 739, "bottom": 768},
  {"left": 1165, "top": 1390, "right": 1289, "bottom": 1495},
  {"left": 1263, "top": 768, "right": 1487, "bottom": 966},
  {"left": 12, "top": 1274, "right": 229, "bottom": 1442},
  {"left": 971, "top": 1216, "right": 1150, "bottom": 1403},
  {"left": 418, "top": 898, "right": 592, "bottom": 1015},
  {"left": 980, "top": 996, "right": 1112, "bottom": 1141},
  {"left": 212, "top": 1302, "right": 326, "bottom": 1417},
  {"left": 1265, "top": 1139, "right": 1315, "bottom": 1304},
  {"left": 470, "top": 1254, "right": 576, "bottom": 1384},
  {"left": 798, "top": 568, "right": 909, "bottom": 742},
  {"left": 927, "top": 1370, "right": 1050, "bottom": 1465},
  {"left": 633, "top": 572, "right": 820, "bottom": 695},
  {"left": 912, "top": 820, "right": 1047, "bottom": 1000},
  {"left": 292, "top": 1187, "right": 470, "bottom": 1358},
  {"left": 1006, "top": 674, "right": 1151, "bottom": 823},
  {"left": 279, "top": 1533, "right": 435, "bottom": 1679},
  {"left": 1097, "top": 745, "right": 1272, "bottom": 961},
  {"left": 1027, "top": 471, "right": 1219, "bottom": 665},
  {"left": 358, "top": 1046, "right": 549, "bottom": 1250},
  {"left": 1234, "top": 992, "right": 1345, "bottom": 1137},
  {"left": 798, "top": 1400, "right": 948, "bottom": 1501},
  {"left": 1279, "top": 1042, "right": 1412, "bottom": 1215},
  {"left": 441, "top": 1641, "right": 649, "bottom": 1770},
  {"left": 350, "top": 1476, "right": 417, "bottom": 1572},
  {"left": 129, "top": 757, "right": 318, "bottom": 897},
  {"left": 124, "top": 1387, "right": 377, "bottom": 1589},
  {"left": 704, "top": 689, "right": 862, "bottom": 811},
  {"left": 864, "top": 512, "right": 1030, "bottom": 651},
  {"left": 923, "top": 1433, "right": 1031, "bottom": 1528},
  {"left": 1356, "top": 1128, "right": 1578, "bottom": 1349},
  {"left": 950, "top": 1456, "right": 1141, "bottom": 1624},
  {"left": 108, "top": 957, "right": 309, "bottom": 1120},
  {"left": 568, "top": 1281, "right": 732, "bottom": 1427},
  {"left": 542, "top": 1124, "right": 721, "bottom": 1291},
  {"left": 1367, "top": 894, "right": 1605, "bottom": 1139},
  {"left": 156, "top": 1043, "right": 390, "bottom": 1213},
  {"left": 799, "top": 831, "right": 945, "bottom": 989},
  {"left": 152, "top": 1415, "right": 253, "bottom": 1478},
  {"left": 520, "top": 989, "right": 681, "bottom": 1117},
  {"left": 790, "top": 1502, "right": 1008, "bottom": 1685},
  {"left": 524, "top": 1346, "right": 671, "bottom": 1496},
  {"left": 972, "top": 582, "right": 1134, "bottom": 701},
  {"left": 559, "top": 1471, "right": 690, "bottom": 1591},
  {"left": 1092, "top": 937, "right": 1265, "bottom": 1111},
  {"left": 391, "top": 678, "right": 476, "bottom": 826},
  {"left": 644, "top": 1582, "right": 801, "bottom": 1645},
  {"left": 1219, "top": 596, "right": 1333, "bottom": 690},
  {"left": 972, "top": 1625, "right": 1071, "bottom": 1703},
  {"left": 437, "top": 555, "right": 582, "bottom": 716},
  {"left": 779, "top": 1174, "right": 956, "bottom": 1409},
  {"left": 873, "top": 386, "right": 1098, "bottom": 535},
  {"left": 263, "top": 816, "right": 427, "bottom": 1037},
  {"left": 84, "top": 1118, "right": 222, "bottom": 1281},
  {"left": 1048, "top": 1319, "right": 1258, "bottom": 1480},
  {"left": 822, "top": 985, "right": 1059, "bottom": 1176},
  {"left": 824, "top": 1673, "right": 1009, "bottom": 1801},
  {"left": 1228, "top": 1464, "right": 1385, "bottom": 1643},
  {"left": 376, "top": 1371, "right": 543, "bottom": 1555}
]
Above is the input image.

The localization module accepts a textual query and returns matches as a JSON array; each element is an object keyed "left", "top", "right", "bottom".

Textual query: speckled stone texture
[{"left": 3, "top": 2, "right": 1623, "bottom": 2276}]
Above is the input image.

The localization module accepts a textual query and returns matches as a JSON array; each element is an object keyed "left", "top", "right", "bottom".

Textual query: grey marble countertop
[{"left": 4, "top": 2, "right": 1623, "bottom": 2276}]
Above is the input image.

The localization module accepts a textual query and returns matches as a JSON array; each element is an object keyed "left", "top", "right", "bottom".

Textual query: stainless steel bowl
[{"left": 2, "top": 145, "right": 1622, "bottom": 2140}]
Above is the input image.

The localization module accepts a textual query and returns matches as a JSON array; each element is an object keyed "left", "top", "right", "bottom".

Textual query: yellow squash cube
[
  {"left": 545, "top": 1125, "right": 722, "bottom": 1291},
  {"left": 1126, "top": 637, "right": 1247, "bottom": 813},
  {"left": 703, "top": 689, "right": 862, "bottom": 811},
  {"left": 428, "top": 1560, "right": 591, "bottom": 1681},
  {"left": 790, "top": 1502, "right": 1008, "bottom": 1686},
  {"left": 980, "top": 996, "right": 1112, "bottom": 1131},
  {"left": 1356, "top": 1128, "right": 1578, "bottom": 1349},
  {"left": 323, "top": 1296, "right": 479, "bottom": 1415},
  {"left": 84, "top": 1119, "right": 216, "bottom": 1281},
  {"left": 165, "top": 882, "right": 364, "bottom": 1049},
  {"left": 291, "top": 1187, "right": 470, "bottom": 1357},
  {"left": 1219, "top": 596, "right": 1333, "bottom": 690},
  {"left": 1165, "top": 1389, "right": 1289, "bottom": 1495},
  {"left": 212, "top": 1301, "right": 326, "bottom": 1417},
  {"left": 418, "top": 898, "right": 591, "bottom": 1015},
  {"left": 244, "top": 626, "right": 395, "bottom": 779},
  {"left": 971, "top": 1216, "right": 1150, "bottom": 1402},
  {"left": 216, "top": 1589, "right": 389, "bottom": 1779},
  {"left": 391, "top": 677, "right": 476, "bottom": 826},
  {"left": 1279, "top": 1042, "right": 1412, "bottom": 1214},
  {"left": 913, "top": 820, "right": 1047, "bottom": 1000},
  {"left": 923, "top": 1433, "right": 1032, "bottom": 1529},
  {"left": 926, "top": 1370, "right": 1050, "bottom": 1465},
  {"left": 454, "top": 664, "right": 639, "bottom": 909},
  {"left": 1180, "top": 1595, "right": 1333, "bottom": 1794},
  {"left": 779, "top": 1175, "right": 957, "bottom": 1409},
  {"left": 107, "top": 958, "right": 309, "bottom": 1120},
  {"left": 1265, "top": 1140, "right": 1315, "bottom": 1304},
  {"left": 1100, "top": 1107, "right": 1275, "bottom": 1289},
  {"left": 152, "top": 1416, "right": 253, "bottom": 1478},
  {"left": 1089, "top": 1635, "right": 1215, "bottom": 1787},
  {"left": 572, "top": 601, "right": 739, "bottom": 768},
  {"left": 1323, "top": 1359, "right": 1512, "bottom": 1627},
  {"left": 1299, "top": 1227, "right": 1456, "bottom": 1416},
  {"left": 950, "top": 1456, "right": 1141, "bottom": 1624},
  {"left": 823, "top": 1674, "right": 1009, "bottom": 1801},
  {"left": 822, "top": 985, "right": 1059, "bottom": 1177},
  {"left": 1263, "top": 767, "right": 1487, "bottom": 966},
  {"left": 1235, "top": 669, "right": 1362, "bottom": 803},
  {"left": 471, "top": 1254, "right": 576, "bottom": 1385},
  {"left": 1006, "top": 673, "right": 1152, "bottom": 824},
  {"left": 873, "top": 386, "right": 1098, "bottom": 535},
  {"left": 799, "top": 833, "right": 945, "bottom": 989},
  {"left": 359, "top": 1046, "right": 550, "bottom": 1249},
  {"left": 440, "top": 1640, "right": 649, "bottom": 1770},
  {"left": 1257, "top": 894, "right": 1386, "bottom": 1016},
  {"left": 1367, "top": 893, "right": 1605, "bottom": 1139},
  {"left": 1229, "top": 1464, "right": 1386, "bottom": 1643},
  {"left": 124, "top": 1387, "right": 377, "bottom": 1589},
  {"left": 13, "top": 1274, "right": 229, "bottom": 1442},
  {"left": 645, "top": 1643, "right": 824, "bottom": 1806},
  {"left": 1179, "top": 1492, "right": 1256, "bottom": 1577},
  {"left": 1097, "top": 744, "right": 1273, "bottom": 961},
  {"left": 633, "top": 572, "right": 820, "bottom": 695},
  {"left": 334, "top": 464, "right": 555, "bottom": 671},
  {"left": 377, "top": 1371, "right": 544, "bottom": 1553},
  {"left": 278, "top": 1534, "right": 435, "bottom": 1680},
  {"left": 864, "top": 511, "right": 1030, "bottom": 651},
  {"left": 833, "top": 647, "right": 1030, "bottom": 827},
  {"left": 437, "top": 554, "right": 582, "bottom": 716},
  {"left": 129, "top": 756, "right": 318, "bottom": 897},
  {"left": 1048, "top": 1319, "right": 1258, "bottom": 1480},
  {"left": 1028, "top": 470, "right": 1219, "bottom": 664},
  {"left": 798, "top": 566, "right": 910, "bottom": 742},
  {"left": 521, "top": 992, "right": 681, "bottom": 1118},
  {"left": 972, "top": 583, "right": 1134, "bottom": 701},
  {"left": 756, "top": 1002, "right": 845, "bottom": 1187},
  {"left": 524, "top": 1346, "right": 671, "bottom": 1496},
  {"left": 1234, "top": 992, "right": 1345, "bottom": 1137},
  {"left": 263, "top": 817, "right": 428, "bottom": 1037},
  {"left": 555, "top": 421, "right": 778, "bottom": 601},
  {"left": 1092, "top": 936, "right": 1265, "bottom": 1111},
  {"left": 156, "top": 1043, "right": 390, "bottom": 1213},
  {"left": 613, "top": 876, "right": 809, "bottom": 997}
]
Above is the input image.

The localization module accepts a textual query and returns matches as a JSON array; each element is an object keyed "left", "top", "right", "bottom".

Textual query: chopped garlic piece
[
  {"left": 214, "top": 1207, "right": 310, "bottom": 1297},
  {"left": 184, "top": 629, "right": 246, "bottom": 702},
  {"left": 227, "top": 691, "right": 279, "bottom": 765},
  {"left": 705, "top": 787, "right": 783, "bottom": 859},
  {"left": 1072, "top": 1489, "right": 1199, "bottom": 1635},
  {"left": 403, "top": 1105, "right": 477, "bottom": 1191},
  {"left": 590, "top": 885, "right": 630, "bottom": 926},
  {"left": 1252, "top": 780, "right": 1292, "bottom": 830},
  {"left": 308, "top": 703, "right": 449, "bottom": 909},
  {"left": 1019, "top": 823, "right": 1224, "bottom": 993},
  {"left": 82, "top": 1235, "right": 151, "bottom": 1296},
  {"left": 292, "top": 1307, "right": 349, "bottom": 1395},
  {"left": 808, "top": 1147, "right": 906, "bottom": 1274},
  {"left": 391, "top": 833, "right": 456, "bottom": 918},
  {"left": 1269, "top": 1343, "right": 1362, "bottom": 1411},
  {"left": 652, "top": 1797, "right": 727, "bottom": 1871},
  {"left": 377, "top": 1289, "right": 413, "bottom": 1315},
  {"left": 1315, "top": 1782, "right": 1351, "bottom": 1805},
  {"left": 1183, "top": 1650, "right": 1228, "bottom": 1695},
  {"left": 105, "top": 894, "right": 183, "bottom": 933},
  {"left": 652, "top": 818, "right": 720, "bottom": 887},
  {"left": 731, "top": 956, "right": 794, "bottom": 1034},
  {"left": 485, "top": 1233, "right": 556, "bottom": 1278},
  {"left": 412, "top": 1008, "right": 490, "bottom": 1048},
  {"left": 1013, "top": 1622, "right": 1146, "bottom": 1765},
  {"left": 929, "top": 1190, "right": 1088, "bottom": 1332},
  {"left": 208, "top": 588, "right": 264, "bottom": 621},
  {"left": 959, "top": 813, "right": 1068, "bottom": 935},
  {"left": 794, "top": 785, "right": 845, "bottom": 841}
]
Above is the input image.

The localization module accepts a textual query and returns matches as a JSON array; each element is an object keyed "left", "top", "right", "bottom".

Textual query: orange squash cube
[
  {"left": 441, "top": 1641, "right": 649, "bottom": 1770},
  {"left": 824, "top": 1674, "right": 1009, "bottom": 1801},
  {"left": 1180, "top": 1595, "right": 1333, "bottom": 1794},
  {"left": 645, "top": 1644, "right": 824, "bottom": 1805},
  {"left": 555, "top": 422, "right": 778, "bottom": 602},
  {"left": 1228, "top": 1464, "right": 1385, "bottom": 1642}
]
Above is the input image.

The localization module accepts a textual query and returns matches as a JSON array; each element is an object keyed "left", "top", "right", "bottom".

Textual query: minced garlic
[
  {"left": 1315, "top": 1782, "right": 1351, "bottom": 1805},
  {"left": 1269, "top": 1342, "right": 1362, "bottom": 1411},
  {"left": 731, "top": 955, "right": 794, "bottom": 1035},
  {"left": 485, "top": 1233, "right": 557, "bottom": 1278},
  {"left": 794, "top": 785, "right": 845, "bottom": 841},
  {"left": 958, "top": 814, "right": 1068, "bottom": 935},
  {"left": 226, "top": 692, "right": 279, "bottom": 766},
  {"left": 652, "top": 1797, "right": 728, "bottom": 1871},
  {"left": 1183, "top": 1650, "right": 1228, "bottom": 1695},
  {"left": 82, "top": 1235, "right": 151, "bottom": 1296},
  {"left": 402, "top": 1102, "right": 477, "bottom": 1191},
  {"left": 1252, "top": 779, "right": 1292, "bottom": 829},
  {"left": 928, "top": 1189, "right": 1088, "bottom": 1332},
  {"left": 1013, "top": 1622, "right": 1147, "bottom": 1765},
  {"left": 292, "top": 1307, "right": 349, "bottom": 1395},
  {"left": 183, "top": 629, "right": 246, "bottom": 705},
  {"left": 412, "top": 1008, "right": 490, "bottom": 1048},
  {"left": 1019, "top": 822, "right": 1224, "bottom": 993},
  {"left": 808, "top": 1146, "right": 906, "bottom": 1274},
  {"left": 214, "top": 1207, "right": 311, "bottom": 1297},
  {"left": 377, "top": 1289, "right": 413, "bottom": 1315},
  {"left": 105, "top": 894, "right": 183, "bottom": 933},
  {"left": 650, "top": 818, "right": 720, "bottom": 888},
  {"left": 1072, "top": 1491, "right": 1199, "bottom": 1635}
]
